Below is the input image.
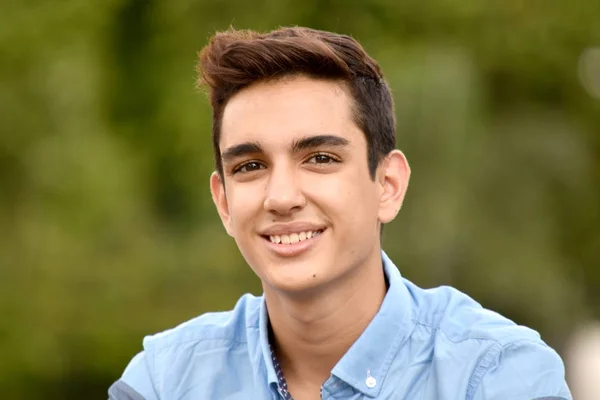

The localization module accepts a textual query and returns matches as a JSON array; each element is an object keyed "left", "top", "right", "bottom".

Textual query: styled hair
[{"left": 197, "top": 26, "right": 396, "bottom": 179}]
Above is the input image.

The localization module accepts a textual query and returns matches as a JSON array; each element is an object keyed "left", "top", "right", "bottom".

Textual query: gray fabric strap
[{"left": 108, "top": 380, "right": 147, "bottom": 400}]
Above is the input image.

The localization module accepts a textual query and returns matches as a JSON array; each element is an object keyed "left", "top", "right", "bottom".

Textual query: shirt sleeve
[
  {"left": 108, "top": 351, "right": 159, "bottom": 400},
  {"left": 469, "top": 339, "right": 572, "bottom": 400}
]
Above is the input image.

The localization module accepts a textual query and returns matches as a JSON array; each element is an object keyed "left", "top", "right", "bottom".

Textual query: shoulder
[
  {"left": 111, "top": 293, "right": 263, "bottom": 399},
  {"left": 405, "top": 279, "right": 540, "bottom": 344},
  {"left": 467, "top": 338, "right": 571, "bottom": 399},
  {"left": 142, "top": 292, "right": 262, "bottom": 352},
  {"left": 404, "top": 281, "right": 571, "bottom": 399}
]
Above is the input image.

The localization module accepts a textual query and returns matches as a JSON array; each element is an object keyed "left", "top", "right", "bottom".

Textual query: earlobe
[
  {"left": 378, "top": 150, "right": 411, "bottom": 224},
  {"left": 210, "top": 171, "right": 234, "bottom": 236}
]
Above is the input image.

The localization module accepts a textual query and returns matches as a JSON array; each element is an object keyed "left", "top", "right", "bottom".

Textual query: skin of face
[{"left": 210, "top": 75, "right": 410, "bottom": 298}]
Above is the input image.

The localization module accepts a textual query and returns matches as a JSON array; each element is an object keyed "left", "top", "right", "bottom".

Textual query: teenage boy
[{"left": 109, "top": 27, "right": 571, "bottom": 400}]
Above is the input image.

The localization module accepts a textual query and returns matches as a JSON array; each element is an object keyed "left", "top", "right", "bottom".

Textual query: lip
[
  {"left": 259, "top": 222, "right": 326, "bottom": 237},
  {"left": 261, "top": 228, "right": 326, "bottom": 258}
]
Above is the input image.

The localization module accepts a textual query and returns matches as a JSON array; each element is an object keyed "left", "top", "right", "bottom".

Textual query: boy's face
[{"left": 210, "top": 75, "right": 409, "bottom": 295}]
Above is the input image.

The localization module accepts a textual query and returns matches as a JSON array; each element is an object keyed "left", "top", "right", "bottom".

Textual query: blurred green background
[{"left": 1, "top": 0, "right": 599, "bottom": 398}]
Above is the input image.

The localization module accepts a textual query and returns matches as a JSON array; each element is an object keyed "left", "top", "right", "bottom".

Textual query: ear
[
  {"left": 210, "top": 171, "right": 234, "bottom": 237},
  {"left": 377, "top": 150, "right": 411, "bottom": 224}
]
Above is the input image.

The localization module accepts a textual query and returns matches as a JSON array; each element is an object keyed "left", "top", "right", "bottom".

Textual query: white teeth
[
  {"left": 290, "top": 233, "right": 299, "bottom": 244},
  {"left": 269, "top": 230, "right": 323, "bottom": 244}
]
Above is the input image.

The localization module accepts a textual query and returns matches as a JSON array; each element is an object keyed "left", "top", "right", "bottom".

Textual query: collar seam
[
  {"left": 370, "top": 318, "right": 416, "bottom": 396},
  {"left": 332, "top": 319, "right": 415, "bottom": 397}
]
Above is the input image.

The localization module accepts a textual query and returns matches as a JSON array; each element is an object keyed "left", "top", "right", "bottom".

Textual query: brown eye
[
  {"left": 307, "top": 154, "right": 337, "bottom": 164},
  {"left": 315, "top": 155, "right": 331, "bottom": 163},
  {"left": 236, "top": 161, "right": 265, "bottom": 173}
]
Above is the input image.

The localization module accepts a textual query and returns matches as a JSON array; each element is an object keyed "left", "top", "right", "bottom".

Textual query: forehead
[{"left": 220, "top": 76, "right": 362, "bottom": 149}]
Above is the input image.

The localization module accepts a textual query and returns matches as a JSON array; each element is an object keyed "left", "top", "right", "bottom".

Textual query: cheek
[
  {"left": 305, "top": 172, "right": 379, "bottom": 224},
  {"left": 226, "top": 184, "right": 265, "bottom": 230},
  {"left": 304, "top": 175, "right": 348, "bottom": 211}
]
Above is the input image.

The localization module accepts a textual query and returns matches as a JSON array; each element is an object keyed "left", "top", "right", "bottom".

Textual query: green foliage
[{"left": 1, "top": 0, "right": 599, "bottom": 398}]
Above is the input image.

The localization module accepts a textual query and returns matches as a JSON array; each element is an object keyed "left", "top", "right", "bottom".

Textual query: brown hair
[{"left": 197, "top": 26, "right": 396, "bottom": 179}]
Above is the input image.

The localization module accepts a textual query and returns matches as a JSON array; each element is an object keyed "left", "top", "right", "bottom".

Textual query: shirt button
[{"left": 365, "top": 376, "right": 377, "bottom": 388}]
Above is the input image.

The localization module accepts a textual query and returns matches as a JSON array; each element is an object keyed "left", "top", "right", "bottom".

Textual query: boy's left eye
[{"left": 307, "top": 154, "right": 336, "bottom": 164}]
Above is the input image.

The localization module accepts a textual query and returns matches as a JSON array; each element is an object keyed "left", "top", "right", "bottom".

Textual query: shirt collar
[
  {"left": 330, "top": 251, "right": 415, "bottom": 397},
  {"left": 259, "top": 298, "right": 280, "bottom": 389},
  {"left": 258, "top": 250, "right": 415, "bottom": 397}
]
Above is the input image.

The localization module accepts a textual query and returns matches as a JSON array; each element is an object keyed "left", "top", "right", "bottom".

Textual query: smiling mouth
[{"left": 263, "top": 229, "right": 325, "bottom": 245}]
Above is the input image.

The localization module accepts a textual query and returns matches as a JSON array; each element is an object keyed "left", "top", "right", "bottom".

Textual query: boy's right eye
[{"left": 234, "top": 161, "right": 265, "bottom": 174}]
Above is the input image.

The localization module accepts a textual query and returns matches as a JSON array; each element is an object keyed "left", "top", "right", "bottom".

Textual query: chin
[{"left": 261, "top": 259, "right": 330, "bottom": 294}]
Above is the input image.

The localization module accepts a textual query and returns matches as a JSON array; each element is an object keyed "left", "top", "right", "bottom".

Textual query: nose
[{"left": 263, "top": 164, "right": 306, "bottom": 215}]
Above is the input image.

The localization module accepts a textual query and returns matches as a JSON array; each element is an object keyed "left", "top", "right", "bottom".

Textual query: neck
[{"left": 264, "top": 250, "right": 387, "bottom": 389}]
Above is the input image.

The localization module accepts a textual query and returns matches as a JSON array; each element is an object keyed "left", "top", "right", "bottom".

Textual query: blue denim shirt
[{"left": 109, "top": 252, "right": 572, "bottom": 399}]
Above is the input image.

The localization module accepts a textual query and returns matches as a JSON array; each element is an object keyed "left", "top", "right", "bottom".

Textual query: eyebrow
[
  {"left": 221, "top": 141, "right": 264, "bottom": 164},
  {"left": 291, "top": 135, "right": 350, "bottom": 152},
  {"left": 220, "top": 134, "right": 350, "bottom": 164}
]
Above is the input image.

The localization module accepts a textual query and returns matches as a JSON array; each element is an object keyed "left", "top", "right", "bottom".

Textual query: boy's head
[
  {"left": 198, "top": 27, "right": 396, "bottom": 180},
  {"left": 197, "top": 27, "right": 409, "bottom": 295}
]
